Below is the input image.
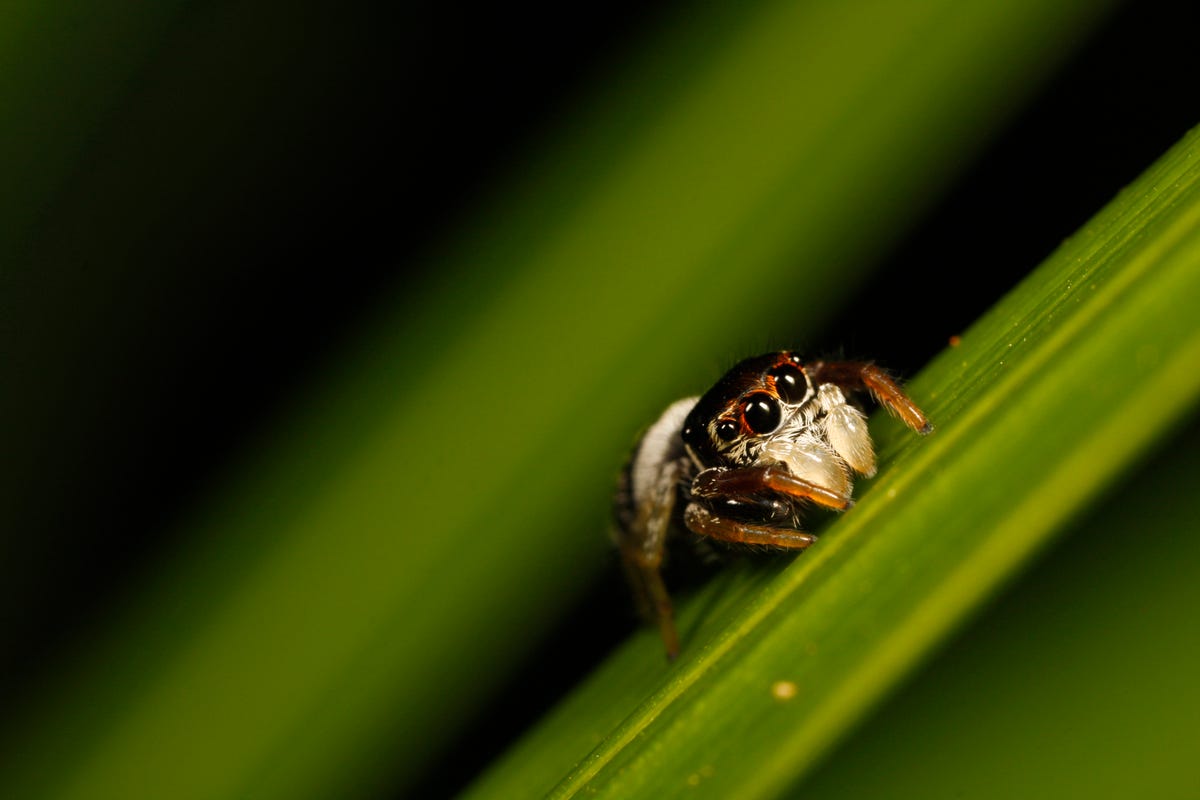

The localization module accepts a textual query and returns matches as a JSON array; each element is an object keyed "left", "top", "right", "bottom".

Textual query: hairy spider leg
[
  {"left": 692, "top": 464, "right": 854, "bottom": 510},
  {"left": 616, "top": 458, "right": 684, "bottom": 658},
  {"left": 809, "top": 361, "right": 932, "bottom": 434},
  {"left": 684, "top": 504, "right": 818, "bottom": 549}
]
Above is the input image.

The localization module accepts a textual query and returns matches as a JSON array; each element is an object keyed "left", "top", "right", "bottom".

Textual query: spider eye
[
  {"left": 741, "top": 393, "right": 781, "bottom": 434},
  {"left": 769, "top": 363, "right": 808, "bottom": 403},
  {"left": 715, "top": 419, "right": 739, "bottom": 442}
]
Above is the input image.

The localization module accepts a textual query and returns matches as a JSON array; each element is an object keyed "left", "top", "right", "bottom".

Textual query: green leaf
[
  {"left": 799, "top": 409, "right": 1200, "bottom": 798},
  {"left": 462, "top": 125, "right": 1200, "bottom": 798}
]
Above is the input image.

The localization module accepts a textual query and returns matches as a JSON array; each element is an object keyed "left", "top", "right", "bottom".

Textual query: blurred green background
[{"left": 1, "top": 0, "right": 1196, "bottom": 798}]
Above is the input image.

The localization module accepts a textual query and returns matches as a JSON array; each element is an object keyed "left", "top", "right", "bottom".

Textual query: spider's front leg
[
  {"left": 692, "top": 464, "right": 853, "bottom": 511},
  {"left": 683, "top": 463, "right": 849, "bottom": 549},
  {"left": 683, "top": 503, "right": 817, "bottom": 549},
  {"left": 809, "top": 360, "right": 932, "bottom": 434}
]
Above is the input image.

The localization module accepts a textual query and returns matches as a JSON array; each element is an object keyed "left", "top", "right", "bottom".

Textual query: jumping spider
[{"left": 613, "top": 351, "right": 931, "bottom": 658}]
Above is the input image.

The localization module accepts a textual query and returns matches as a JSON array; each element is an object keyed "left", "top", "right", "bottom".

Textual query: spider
[{"left": 612, "top": 351, "right": 932, "bottom": 658}]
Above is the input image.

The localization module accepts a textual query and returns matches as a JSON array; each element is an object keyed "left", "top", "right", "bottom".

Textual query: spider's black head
[{"left": 681, "top": 352, "right": 813, "bottom": 468}]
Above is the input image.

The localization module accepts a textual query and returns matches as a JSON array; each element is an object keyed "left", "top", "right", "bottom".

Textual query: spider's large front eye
[
  {"left": 769, "top": 363, "right": 808, "bottom": 403},
  {"left": 715, "top": 419, "right": 739, "bottom": 442},
  {"left": 741, "top": 393, "right": 781, "bottom": 434}
]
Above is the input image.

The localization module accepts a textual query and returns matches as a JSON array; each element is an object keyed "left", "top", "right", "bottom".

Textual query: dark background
[{"left": 1, "top": 1, "right": 1194, "bottom": 796}]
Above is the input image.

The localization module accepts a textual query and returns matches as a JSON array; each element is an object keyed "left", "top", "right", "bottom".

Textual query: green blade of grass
[
  {"left": 463, "top": 125, "right": 1200, "bottom": 799},
  {"left": 0, "top": 1, "right": 1118, "bottom": 798},
  {"left": 797, "top": 411, "right": 1200, "bottom": 799}
]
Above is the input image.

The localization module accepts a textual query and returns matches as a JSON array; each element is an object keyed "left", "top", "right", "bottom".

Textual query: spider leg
[
  {"left": 692, "top": 464, "right": 853, "bottom": 511},
  {"left": 809, "top": 360, "right": 932, "bottom": 434},
  {"left": 617, "top": 547, "right": 679, "bottom": 659},
  {"left": 614, "top": 458, "right": 685, "bottom": 658},
  {"left": 684, "top": 503, "right": 817, "bottom": 549}
]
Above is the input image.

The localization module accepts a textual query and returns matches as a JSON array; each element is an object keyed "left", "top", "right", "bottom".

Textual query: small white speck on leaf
[{"left": 772, "top": 680, "right": 798, "bottom": 701}]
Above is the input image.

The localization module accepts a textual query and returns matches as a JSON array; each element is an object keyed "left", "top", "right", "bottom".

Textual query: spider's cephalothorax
[{"left": 613, "top": 351, "right": 931, "bottom": 658}]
